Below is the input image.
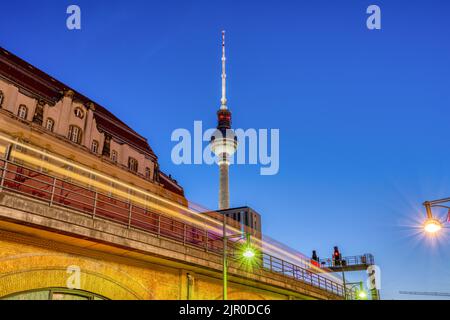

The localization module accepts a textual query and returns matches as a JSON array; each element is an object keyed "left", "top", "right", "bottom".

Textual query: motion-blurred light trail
[{"left": 0, "top": 132, "right": 341, "bottom": 283}]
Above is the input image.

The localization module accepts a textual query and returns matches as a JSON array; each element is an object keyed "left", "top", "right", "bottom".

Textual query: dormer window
[
  {"left": 91, "top": 140, "right": 99, "bottom": 154},
  {"left": 128, "top": 157, "right": 138, "bottom": 173},
  {"left": 68, "top": 125, "right": 82, "bottom": 144},
  {"left": 74, "top": 107, "right": 84, "bottom": 119},
  {"left": 45, "top": 118, "right": 55, "bottom": 132},
  {"left": 18, "top": 105, "right": 28, "bottom": 120},
  {"left": 111, "top": 150, "right": 118, "bottom": 163}
]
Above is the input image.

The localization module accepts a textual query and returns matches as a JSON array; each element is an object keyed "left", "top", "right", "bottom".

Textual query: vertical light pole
[
  {"left": 341, "top": 270, "right": 347, "bottom": 299},
  {"left": 221, "top": 213, "right": 256, "bottom": 300},
  {"left": 223, "top": 213, "right": 228, "bottom": 300}
]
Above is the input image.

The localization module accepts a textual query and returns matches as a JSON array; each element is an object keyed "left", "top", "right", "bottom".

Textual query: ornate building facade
[{"left": 0, "top": 47, "right": 184, "bottom": 202}]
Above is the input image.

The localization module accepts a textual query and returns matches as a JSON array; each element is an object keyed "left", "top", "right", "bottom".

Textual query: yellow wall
[
  {"left": 0, "top": 235, "right": 180, "bottom": 300},
  {"left": 0, "top": 231, "right": 291, "bottom": 300}
]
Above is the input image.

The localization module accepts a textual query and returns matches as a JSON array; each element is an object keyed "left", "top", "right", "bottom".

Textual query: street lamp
[
  {"left": 221, "top": 214, "right": 256, "bottom": 300},
  {"left": 424, "top": 217, "right": 442, "bottom": 234},
  {"left": 422, "top": 199, "right": 449, "bottom": 234},
  {"left": 357, "top": 290, "right": 368, "bottom": 300},
  {"left": 242, "top": 246, "right": 256, "bottom": 259},
  {"left": 346, "top": 281, "right": 367, "bottom": 300}
]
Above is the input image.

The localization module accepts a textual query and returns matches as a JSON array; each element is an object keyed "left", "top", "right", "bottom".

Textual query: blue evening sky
[{"left": 2, "top": 0, "right": 450, "bottom": 299}]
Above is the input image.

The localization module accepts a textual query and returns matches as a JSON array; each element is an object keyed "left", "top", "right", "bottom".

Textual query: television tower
[{"left": 210, "top": 31, "right": 238, "bottom": 210}]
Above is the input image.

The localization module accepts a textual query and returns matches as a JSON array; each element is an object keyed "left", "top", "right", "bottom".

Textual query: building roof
[
  {"left": 217, "top": 206, "right": 261, "bottom": 216},
  {"left": 0, "top": 46, "right": 184, "bottom": 196},
  {"left": 159, "top": 172, "right": 184, "bottom": 195},
  {"left": 0, "top": 46, "right": 156, "bottom": 159}
]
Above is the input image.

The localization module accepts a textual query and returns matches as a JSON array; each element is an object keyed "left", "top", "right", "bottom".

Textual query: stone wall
[{"left": 0, "top": 192, "right": 340, "bottom": 300}]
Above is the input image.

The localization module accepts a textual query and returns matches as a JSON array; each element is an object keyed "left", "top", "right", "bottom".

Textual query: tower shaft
[{"left": 218, "top": 161, "right": 230, "bottom": 210}]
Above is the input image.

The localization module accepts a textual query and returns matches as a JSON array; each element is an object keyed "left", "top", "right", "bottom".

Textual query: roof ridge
[{"left": 94, "top": 111, "right": 148, "bottom": 141}]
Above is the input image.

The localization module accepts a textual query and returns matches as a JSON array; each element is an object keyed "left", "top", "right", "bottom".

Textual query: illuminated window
[
  {"left": 18, "top": 105, "right": 28, "bottom": 120},
  {"left": 45, "top": 118, "right": 55, "bottom": 132},
  {"left": 68, "top": 125, "right": 82, "bottom": 144},
  {"left": 145, "top": 167, "right": 151, "bottom": 179},
  {"left": 111, "top": 150, "right": 118, "bottom": 163},
  {"left": 91, "top": 140, "right": 99, "bottom": 154},
  {"left": 128, "top": 157, "right": 138, "bottom": 173},
  {"left": 74, "top": 107, "right": 84, "bottom": 119}
]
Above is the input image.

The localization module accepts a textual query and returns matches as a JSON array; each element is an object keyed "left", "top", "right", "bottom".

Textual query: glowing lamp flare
[
  {"left": 358, "top": 291, "right": 367, "bottom": 300},
  {"left": 242, "top": 247, "right": 256, "bottom": 259},
  {"left": 423, "top": 218, "right": 443, "bottom": 234}
]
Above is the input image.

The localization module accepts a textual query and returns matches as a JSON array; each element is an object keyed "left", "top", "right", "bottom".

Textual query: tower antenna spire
[{"left": 221, "top": 30, "right": 227, "bottom": 110}]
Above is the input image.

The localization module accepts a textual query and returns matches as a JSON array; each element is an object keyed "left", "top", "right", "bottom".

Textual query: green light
[
  {"left": 358, "top": 290, "right": 367, "bottom": 299},
  {"left": 242, "top": 247, "right": 256, "bottom": 259}
]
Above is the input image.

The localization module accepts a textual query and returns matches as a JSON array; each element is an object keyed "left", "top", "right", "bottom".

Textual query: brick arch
[{"left": 0, "top": 253, "right": 153, "bottom": 300}]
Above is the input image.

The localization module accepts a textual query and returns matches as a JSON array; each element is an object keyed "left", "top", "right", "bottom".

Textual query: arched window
[
  {"left": 145, "top": 167, "right": 151, "bottom": 179},
  {"left": 74, "top": 107, "right": 84, "bottom": 119},
  {"left": 111, "top": 150, "right": 118, "bottom": 163},
  {"left": 128, "top": 157, "right": 138, "bottom": 173},
  {"left": 18, "top": 105, "right": 28, "bottom": 120},
  {"left": 68, "top": 125, "right": 82, "bottom": 144},
  {"left": 91, "top": 140, "right": 99, "bottom": 154},
  {"left": 45, "top": 118, "right": 55, "bottom": 132},
  {"left": 0, "top": 91, "right": 4, "bottom": 108}
]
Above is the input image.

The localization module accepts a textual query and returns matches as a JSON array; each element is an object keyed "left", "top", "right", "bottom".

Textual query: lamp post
[
  {"left": 223, "top": 213, "right": 228, "bottom": 300},
  {"left": 346, "top": 281, "right": 367, "bottom": 300},
  {"left": 422, "top": 197, "right": 450, "bottom": 234},
  {"left": 222, "top": 213, "right": 255, "bottom": 300},
  {"left": 341, "top": 270, "right": 347, "bottom": 299}
]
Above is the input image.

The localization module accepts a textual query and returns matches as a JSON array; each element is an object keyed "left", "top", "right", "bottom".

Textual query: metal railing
[
  {"left": 263, "top": 255, "right": 343, "bottom": 296},
  {"left": 319, "top": 254, "right": 375, "bottom": 269},
  {"left": 0, "top": 157, "right": 345, "bottom": 297}
]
